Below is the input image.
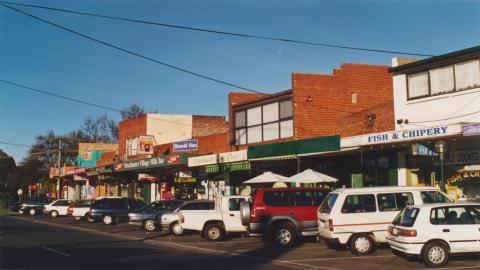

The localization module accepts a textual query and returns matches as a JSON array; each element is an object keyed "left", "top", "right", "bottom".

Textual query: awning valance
[{"left": 206, "top": 161, "right": 251, "bottom": 174}]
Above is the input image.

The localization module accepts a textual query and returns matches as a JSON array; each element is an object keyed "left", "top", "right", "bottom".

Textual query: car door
[
  {"left": 225, "top": 198, "right": 247, "bottom": 231},
  {"left": 293, "top": 190, "right": 319, "bottom": 229},
  {"left": 430, "top": 206, "right": 479, "bottom": 253},
  {"left": 467, "top": 205, "right": 480, "bottom": 252},
  {"left": 57, "top": 200, "right": 70, "bottom": 215}
]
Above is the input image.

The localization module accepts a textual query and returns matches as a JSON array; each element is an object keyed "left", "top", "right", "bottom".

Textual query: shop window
[
  {"left": 247, "top": 107, "right": 262, "bottom": 126},
  {"left": 280, "top": 119, "right": 293, "bottom": 138},
  {"left": 455, "top": 60, "right": 480, "bottom": 90},
  {"left": 430, "top": 66, "right": 454, "bottom": 95},
  {"left": 341, "top": 194, "right": 376, "bottom": 213},
  {"left": 280, "top": 100, "right": 293, "bottom": 118},
  {"left": 263, "top": 122, "right": 279, "bottom": 141},
  {"left": 247, "top": 125, "right": 262, "bottom": 143},
  {"left": 235, "top": 111, "right": 246, "bottom": 128},
  {"left": 263, "top": 102, "right": 279, "bottom": 122},
  {"left": 236, "top": 129, "right": 247, "bottom": 145}
]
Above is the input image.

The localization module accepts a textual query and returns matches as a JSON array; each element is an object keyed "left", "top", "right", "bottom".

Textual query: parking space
[{"left": 8, "top": 214, "right": 480, "bottom": 270}]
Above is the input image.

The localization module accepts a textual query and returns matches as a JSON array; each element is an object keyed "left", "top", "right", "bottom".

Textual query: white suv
[{"left": 387, "top": 203, "right": 480, "bottom": 267}]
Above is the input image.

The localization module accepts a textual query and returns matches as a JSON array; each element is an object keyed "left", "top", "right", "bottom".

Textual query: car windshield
[
  {"left": 393, "top": 207, "right": 420, "bottom": 227},
  {"left": 319, "top": 193, "right": 337, "bottom": 214},
  {"left": 421, "top": 191, "right": 451, "bottom": 203}
]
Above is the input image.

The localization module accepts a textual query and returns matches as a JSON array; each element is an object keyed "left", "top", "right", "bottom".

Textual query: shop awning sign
[
  {"left": 434, "top": 149, "right": 480, "bottom": 166},
  {"left": 114, "top": 154, "right": 188, "bottom": 172},
  {"left": 463, "top": 123, "right": 480, "bottom": 137},
  {"left": 173, "top": 139, "right": 198, "bottom": 152}
]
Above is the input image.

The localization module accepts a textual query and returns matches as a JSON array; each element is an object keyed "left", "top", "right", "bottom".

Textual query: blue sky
[{"left": 1, "top": 0, "right": 479, "bottom": 163}]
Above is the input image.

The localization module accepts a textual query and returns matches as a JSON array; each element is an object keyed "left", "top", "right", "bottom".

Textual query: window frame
[
  {"left": 234, "top": 99, "right": 293, "bottom": 145},
  {"left": 405, "top": 59, "right": 480, "bottom": 101},
  {"left": 430, "top": 206, "right": 476, "bottom": 225},
  {"left": 340, "top": 194, "right": 377, "bottom": 214},
  {"left": 377, "top": 192, "right": 414, "bottom": 212}
]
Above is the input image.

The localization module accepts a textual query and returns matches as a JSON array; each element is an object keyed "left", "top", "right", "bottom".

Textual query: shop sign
[
  {"left": 173, "top": 139, "right": 198, "bottom": 152},
  {"left": 126, "top": 135, "right": 155, "bottom": 157},
  {"left": 188, "top": 154, "right": 217, "bottom": 167},
  {"left": 412, "top": 143, "right": 437, "bottom": 156},
  {"left": 64, "top": 167, "right": 86, "bottom": 176},
  {"left": 178, "top": 170, "right": 192, "bottom": 178},
  {"left": 114, "top": 154, "right": 187, "bottom": 171},
  {"left": 50, "top": 168, "right": 59, "bottom": 178},
  {"left": 218, "top": 150, "right": 247, "bottom": 163},
  {"left": 138, "top": 174, "right": 160, "bottom": 181},
  {"left": 342, "top": 124, "right": 462, "bottom": 148},
  {"left": 463, "top": 123, "right": 480, "bottom": 137},
  {"left": 447, "top": 170, "right": 480, "bottom": 186},
  {"left": 434, "top": 149, "right": 480, "bottom": 166},
  {"left": 174, "top": 177, "right": 197, "bottom": 183}
]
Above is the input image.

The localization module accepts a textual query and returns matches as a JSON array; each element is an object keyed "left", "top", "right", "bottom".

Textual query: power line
[
  {"left": 0, "top": 141, "right": 32, "bottom": 147},
  {"left": 0, "top": 3, "right": 265, "bottom": 95},
  {"left": 0, "top": 1, "right": 434, "bottom": 57},
  {"left": 0, "top": 79, "right": 121, "bottom": 112}
]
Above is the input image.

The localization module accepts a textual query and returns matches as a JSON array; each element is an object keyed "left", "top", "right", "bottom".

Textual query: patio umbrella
[
  {"left": 288, "top": 169, "right": 338, "bottom": 184},
  {"left": 243, "top": 171, "right": 289, "bottom": 184}
]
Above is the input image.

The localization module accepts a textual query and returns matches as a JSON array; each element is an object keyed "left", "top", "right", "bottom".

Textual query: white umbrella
[
  {"left": 288, "top": 169, "right": 338, "bottom": 184},
  {"left": 243, "top": 171, "right": 289, "bottom": 184}
]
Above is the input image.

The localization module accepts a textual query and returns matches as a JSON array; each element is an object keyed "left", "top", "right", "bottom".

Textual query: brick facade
[
  {"left": 229, "top": 63, "right": 394, "bottom": 147},
  {"left": 192, "top": 115, "right": 229, "bottom": 137},
  {"left": 96, "top": 151, "right": 117, "bottom": 167}
]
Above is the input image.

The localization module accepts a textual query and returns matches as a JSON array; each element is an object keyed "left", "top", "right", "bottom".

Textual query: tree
[
  {"left": 0, "top": 149, "right": 16, "bottom": 196},
  {"left": 120, "top": 104, "right": 146, "bottom": 120},
  {"left": 81, "top": 114, "right": 117, "bottom": 143}
]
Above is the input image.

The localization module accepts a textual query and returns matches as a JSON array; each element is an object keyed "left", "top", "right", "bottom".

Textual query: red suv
[{"left": 240, "top": 187, "right": 329, "bottom": 247}]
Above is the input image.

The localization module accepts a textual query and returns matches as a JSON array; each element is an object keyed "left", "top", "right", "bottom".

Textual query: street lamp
[{"left": 435, "top": 140, "right": 448, "bottom": 191}]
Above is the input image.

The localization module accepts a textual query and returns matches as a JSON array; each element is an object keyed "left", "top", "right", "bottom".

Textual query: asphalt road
[{"left": 1, "top": 214, "right": 479, "bottom": 270}]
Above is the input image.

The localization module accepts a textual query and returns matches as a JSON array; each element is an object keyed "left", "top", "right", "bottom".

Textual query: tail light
[
  {"left": 179, "top": 214, "right": 184, "bottom": 224},
  {"left": 399, "top": 229, "right": 417, "bottom": 237},
  {"left": 328, "top": 219, "right": 334, "bottom": 232}
]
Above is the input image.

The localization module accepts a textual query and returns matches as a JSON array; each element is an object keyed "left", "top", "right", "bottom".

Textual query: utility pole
[{"left": 57, "top": 140, "right": 62, "bottom": 199}]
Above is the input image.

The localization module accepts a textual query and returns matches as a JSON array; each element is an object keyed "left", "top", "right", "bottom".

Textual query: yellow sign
[
  {"left": 174, "top": 177, "right": 197, "bottom": 183},
  {"left": 446, "top": 170, "right": 480, "bottom": 186}
]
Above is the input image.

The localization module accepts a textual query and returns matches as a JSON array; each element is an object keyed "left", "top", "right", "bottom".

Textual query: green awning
[
  {"left": 206, "top": 161, "right": 251, "bottom": 173},
  {"left": 248, "top": 135, "right": 340, "bottom": 160}
]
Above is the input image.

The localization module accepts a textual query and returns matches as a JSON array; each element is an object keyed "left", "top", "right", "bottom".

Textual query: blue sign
[
  {"left": 412, "top": 143, "right": 437, "bottom": 156},
  {"left": 173, "top": 139, "right": 199, "bottom": 152},
  {"left": 463, "top": 123, "right": 480, "bottom": 137}
]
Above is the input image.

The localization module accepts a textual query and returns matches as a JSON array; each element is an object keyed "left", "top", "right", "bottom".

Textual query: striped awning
[{"left": 206, "top": 161, "right": 251, "bottom": 174}]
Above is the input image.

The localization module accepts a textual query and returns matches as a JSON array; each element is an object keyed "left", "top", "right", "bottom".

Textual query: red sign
[{"left": 167, "top": 155, "right": 180, "bottom": 164}]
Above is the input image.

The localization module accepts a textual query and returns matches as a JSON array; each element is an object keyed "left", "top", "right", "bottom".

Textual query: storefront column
[{"left": 397, "top": 151, "right": 407, "bottom": 186}]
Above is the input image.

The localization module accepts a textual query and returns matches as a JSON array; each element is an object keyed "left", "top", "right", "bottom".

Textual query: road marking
[
  {"left": 40, "top": 246, "right": 71, "bottom": 257},
  {"left": 289, "top": 255, "right": 395, "bottom": 262},
  {"left": 417, "top": 266, "right": 480, "bottom": 270}
]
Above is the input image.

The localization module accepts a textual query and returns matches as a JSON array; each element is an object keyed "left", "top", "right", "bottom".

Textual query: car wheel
[
  {"left": 144, "top": 219, "right": 157, "bottom": 232},
  {"left": 29, "top": 208, "right": 36, "bottom": 216},
  {"left": 170, "top": 221, "right": 184, "bottom": 236},
  {"left": 103, "top": 215, "right": 114, "bottom": 225},
  {"left": 86, "top": 213, "right": 95, "bottom": 223},
  {"left": 273, "top": 223, "right": 297, "bottom": 247},
  {"left": 350, "top": 234, "right": 375, "bottom": 255},
  {"left": 204, "top": 223, "right": 225, "bottom": 242},
  {"left": 18, "top": 209, "right": 25, "bottom": 214},
  {"left": 50, "top": 211, "right": 59, "bottom": 218},
  {"left": 422, "top": 241, "right": 449, "bottom": 268}
]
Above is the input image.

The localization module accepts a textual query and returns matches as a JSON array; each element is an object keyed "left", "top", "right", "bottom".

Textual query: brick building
[{"left": 228, "top": 63, "right": 395, "bottom": 187}]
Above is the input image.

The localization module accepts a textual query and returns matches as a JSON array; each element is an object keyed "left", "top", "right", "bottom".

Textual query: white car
[
  {"left": 71, "top": 200, "right": 94, "bottom": 221},
  {"left": 387, "top": 203, "right": 480, "bottom": 267},
  {"left": 43, "top": 199, "right": 73, "bottom": 218},
  {"left": 179, "top": 195, "right": 249, "bottom": 241},
  {"left": 318, "top": 186, "right": 450, "bottom": 255}
]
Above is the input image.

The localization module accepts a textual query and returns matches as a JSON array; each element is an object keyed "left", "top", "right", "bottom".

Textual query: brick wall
[
  {"left": 153, "top": 132, "right": 230, "bottom": 156},
  {"left": 228, "top": 63, "right": 394, "bottom": 147},
  {"left": 96, "top": 151, "right": 117, "bottom": 167},
  {"left": 293, "top": 63, "right": 393, "bottom": 139},
  {"left": 118, "top": 115, "right": 147, "bottom": 160},
  {"left": 192, "top": 115, "right": 229, "bottom": 137}
]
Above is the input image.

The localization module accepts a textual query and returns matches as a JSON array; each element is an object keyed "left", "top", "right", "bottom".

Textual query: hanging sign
[
  {"left": 463, "top": 123, "right": 480, "bottom": 137},
  {"left": 173, "top": 139, "right": 198, "bottom": 152},
  {"left": 433, "top": 149, "right": 480, "bottom": 166}
]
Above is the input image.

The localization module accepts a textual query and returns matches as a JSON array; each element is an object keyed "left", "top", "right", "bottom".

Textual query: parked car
[
  {"left": 387, "top": 203, "right": 480, "bottom": 267},
  {"left": 153, "top": 200, "right": 215, "bottom": 235},
  {"left": 318, "top": 186, "right": 451, "bottom": 255},
  {"left": 179, "top": 195, "right": 249, "bottom": 241},
  {"left": 88, "top": 198, "right": 146, "bottom": 225},
  {"left": 12, "top": 197, "right": 52, "bottom": 215},
  {"left": 43, "top": 199, "right": 74, "bottom": 218},
  {"left": 128, "top": 200, "right": 184, "bottom": 231},
  {"left": 240, "top": 187, "right": 329, "bottom": 247},
  {"left": 70, "top": 200, "right": 94, "bottom": 221}
]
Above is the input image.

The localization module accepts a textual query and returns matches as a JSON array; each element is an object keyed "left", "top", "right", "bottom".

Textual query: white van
[{"left": 317, "top": 186, "right": 450, "bottom": 255}]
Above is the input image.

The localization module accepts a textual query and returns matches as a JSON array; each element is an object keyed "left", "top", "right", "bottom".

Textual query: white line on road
[
  {"left": 289, "top": 255, "right": 395, "bottom": 262},
  {"left": 40, "top": 246, "right": 71, "bottom": 257}
]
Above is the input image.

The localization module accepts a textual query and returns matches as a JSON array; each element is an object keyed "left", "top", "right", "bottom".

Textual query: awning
[
  {"left": 114, "top": 153, "right": 192, "bottom": 172},
  {"left": 206, "top": 161, "right": 251, "bottom": 174},
  {"left": 248, "top": 135, "right": 340, "bottom": 161}
]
